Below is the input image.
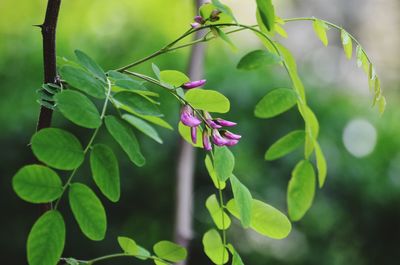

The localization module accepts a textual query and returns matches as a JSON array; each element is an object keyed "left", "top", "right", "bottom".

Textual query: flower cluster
[{"left": 179, "top": 79, "right": 241, "bottom": 151}]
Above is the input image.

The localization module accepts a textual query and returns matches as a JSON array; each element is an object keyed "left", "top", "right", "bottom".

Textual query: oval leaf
[
  {"left": 287, "top": 160, "right": 316, "bottom": 221},
  {"left": 227, "top": 199, "right": 292, "bottom": 239},
  {"left": 55, "top": 90, "right": 101, "bottom": 129},
  {"left": 205, "top": 154, "right": 226, "bottom": 190},
  {"left": 206, "top": 194, "right": 231, "bottom": 230},
  {"left": 69, "top": 183, "right": 107, "bottom": 241},
  {"left": 160, "top": 70, "right": 190, "bottom": 87},
  {"left": 312, "top": 19, "right": 329, "bottom": 46},
  {"left": 59, "top": 66, "right": 105, "bottom": 99},
  {"left": 75, "top": 50, "right": 106, "bottom": 81},
  {"left": 27, "top": 210, "right": 65, "bottom": 265},
  {"left": 185, "top": 89, "right": 230, "bottom": 113},
  {"left": 90, "top": 144, "right": 120, "bottom": 202},
  {"left": 230, "top": 175, "right": 252, "bottom": 228},
  {"left": 237, "top": 50, "right": 281, "bottom": 70},
  {"left": 118, "top": 236, "right": 138, "bottom": 255},
  {"left": 113, "top": 91, "right": 162, "bottom": 117},
  {"left": 122, "top": 114, "right": 163, "bottom": 144},
  {"left": 254, "top": 88, "right": 298, "bottom": 118},
  {"left": 178, "top": 122, "right": 203, "bottom": 148},
  {"left": 202, "top": 229, "right": 228, "bottom": 265},
  {"left": 314, "top": 141, "right": 327, "bottom": 188},
  {"left": 340, "top": 30, "right": 353, "bottom": 59},
  {"left": 12, "top": 165, "right": 63, "bottom": 203},
  {"left": 256, "top": 0, "right": 275, "bottom": 31},
  {"left": 213, "top": 146, "right": 235, "bottom": 182},
  {"left": 105, "top": 116, "right": 145, "bottom": 167},
  {"left": 265, "top": 130, "right": 305, "bottom": 160},
  {"left": 31, "top": 128, "right": 84, "bottom": 170},
  {"left": 153, "top": 241, "right": 187, "bottom": 262}
]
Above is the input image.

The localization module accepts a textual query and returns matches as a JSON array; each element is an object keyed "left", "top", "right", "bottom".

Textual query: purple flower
[
  {"left": 182, "top": 79, "right": 206, "bottom": 89},
  {"left": 222, "top": 130, "right": 242, "bottom": 140},
  {"left": 191, "top": 22, "right": 201, "bottom": 29},
  {"left": 203, "top": 130, "right": 212, "bottom": 151},
  {"left": 225, "top": 139, "right": 239, "bottom": 146},
  {"left": 211, "top": 129, "right": 229, "bottom": 146},
  {"left": 215, "top": 118, "right": 237, "bottom": 127},
  {"left": 194, "top": 16, "right": 204, "bottom": 24},
  {"left": 180, "top": 105, "right": 202, "bottom": 127},
  {"left": 191, "top": 126, "right": 197, "bottom": 144},
  {"left": 206, "top": 119, "right": 222, "bottom": 129}
]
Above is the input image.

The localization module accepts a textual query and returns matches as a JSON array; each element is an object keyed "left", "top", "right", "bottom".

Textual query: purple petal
[
  {"left": 194, "top": 16, "right": 204, "bottom": 24},
  {"left": 211, "top": 129, "right": 229, "bottom": 146},
  {"left": 182, "top": 79, "right": 206, "bottom": 89},
  {"left": 225, "top": 139, "right": 239, "bottom": 146},
  {"left": 215, "top": 118, "right": 237, "bottom": 127},
  {"left": 191, "top": 126, "right": 197, "bottom": 144},
  {"left": 206, "top": 119, "right": 222, "bottom": 129},
  {"left": 191, "top": 22, "right": 201, "bottom": 29},
  {"left": 180, "top": 106, "right": 202, "bottom": 127},
  {"left": 203, "top": 130, "right": 212, "bottom": 151},
  {"left": 223, "top": 130, "right": 242, "bottom": 140}
]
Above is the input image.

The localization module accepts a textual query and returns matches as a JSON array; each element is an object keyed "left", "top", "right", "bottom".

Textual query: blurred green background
[{"left": 1, "top": 0, "right": 399, "bottom": 264}]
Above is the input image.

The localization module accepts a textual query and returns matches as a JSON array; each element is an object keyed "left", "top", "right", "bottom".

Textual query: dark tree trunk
[{"left": 37, "top": 0, "right": 62, "bottom": 213}]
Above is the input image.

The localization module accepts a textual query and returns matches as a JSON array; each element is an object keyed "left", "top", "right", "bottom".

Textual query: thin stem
[
  {"left": 54, "top": 79, "right": 112, "bottom": 209},
  {"left": 283, "top": 17, "right": 374, "bottom": 64},
  {"left": 85, "top": 253, "right": 171, "bottom": 265}
]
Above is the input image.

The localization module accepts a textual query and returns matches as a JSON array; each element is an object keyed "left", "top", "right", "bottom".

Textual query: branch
[{"left": 37, "top": 0, "right": 62, "bottom": 212}]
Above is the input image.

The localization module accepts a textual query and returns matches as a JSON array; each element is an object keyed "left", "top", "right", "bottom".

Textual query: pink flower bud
[
  {"left": 191, "top": 22, "right": 201, "bottom": 29},
  {"left": 180, "top": 105, "right": 202, "bottom": 127},
  {"left": 206, "top": 119, "right": 222, "bottom": 129},
  {"left": 211, "top": 129, "right": 229, "bottom": 146},
  {"left": 225, "top": 139, "right": 239, "bottom": 146},
  {"left": 191, "top": 126, "right": 197, "bottom": 144},
  {"left": 222, "top": 130, "right": 241, "bottom": 140},
  {"left": 182, "top": 79, "right": 207, "bottom": 89},
  {"left": 215, "top": 118, "right": 237, "bottom": 127},
  {"left": 203, "top": 130, "right": 212, "bottom": 151},
  {"left": 194, "top": 16, "right": 204, "bottom": 24}
]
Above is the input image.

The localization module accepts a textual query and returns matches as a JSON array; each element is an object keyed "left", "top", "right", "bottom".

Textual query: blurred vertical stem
[
  {"left": 36, "top": 0, "right": 62, "bottom": 213},
  {"left": 174, "top": 1, "right": 206, "bottom": 264}
]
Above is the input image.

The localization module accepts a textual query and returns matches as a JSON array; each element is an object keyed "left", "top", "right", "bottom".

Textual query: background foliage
[{"left": 1, "top": 0, "right": 399, "bottom": 264}]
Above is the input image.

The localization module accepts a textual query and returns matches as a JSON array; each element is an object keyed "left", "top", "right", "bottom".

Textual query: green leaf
[
  {"left": 12, "top": 165, "right": 63, "bottom": 203},
  {"left": 69, "top": 183, "right": 107, "bottom": 241},
  {"left": 200, "top": 3, "right": 233, "bottom": 25},
  {"left": 74, "top": 50, "right": 106, "bottom": 81},
  {"left": 159, "top": 70, "right": 189, "bottom": 87},
  {"left": 27, "top": 210, "right": 65, "bottom": 265},
  {"left": 377, "top": 95, "right": 386, "bottom": 114},
  {"left": 256, "top": 0, "right": 275, "bottom": 31},
  {"left": 205, "top": 155, "right": 226, "bottom": 190},
  {"left": 31, "top": 128, "right": 84, "bottom": 170},
  {"left": 356, "top": 46, "right": 369, "bottom": 74},
  {"left": 118, "top": 236, "right": 138, "bottom": 255},
  {"left": 90, "top": 144, "right": 120, "bottom": 202},
  {"left": 314, "top": 141, "right": 327, "bottom": 188},
  {"left": 214, "top": 27, "right": 237, "bottom": 51},
  {"left": 178, "top": 122, "right": 203, "bottom": 148},
  {"left": 237, "top": 50, "right": 281, "bottom": 70},
  {"left": 254, "top": 88, "right": 298, "bottom": 118},
  {"left": 113, "top": 91, "right": 163, "bottom": 117},
  {"left": 122, "top": 114, "right": 163, "bottom": 144},
  {"left": 202, "top": 229, "right": 229, "bottom": 265},
  {"left": 105, "top": 116, "right": 146, "bottom": 167},
  {"left": 185, "top": 89, "right": 230, "bottom": 113},
  {"left": 55, "top": 90, "right": 101, "bottom": 129},
  {"left": 227, "top": 199, "right": 292, "bottom": 239},
  {"left": 152, "top": 63, "right": 161, "bottom": 79},
  {"left": 265, "top": 130, "right": 305, "bottom": 160},
  {"left": 153, "top": 241, "right": 187, "bottom": 262},
  {"left": 213, "top": 146, "right": 235, "bottom": 182},
  {"left": 206, "top": 194, "right": 231, "bottom": 230},
  {"left": 312, "top": 19, "right": 329, "bottom": 46},
  {"left": 114, "top": 79, "right": 147, "bottom": 92},
  {"left": 134, "top": 113, "right": 173, "bottom": 130},
  {"left": 227, "top": 245, "right": 244, "bottom": 265},
  {"left": 287, "top": 160, "right": 316, "bottom": 221},
  {"left": 59, "top": 66, "right": 105, "bottom": 99},
  {"left": 300, "top": 105, "right": 319, "bottom": 158},
  {"left": 230, "top": 175, "right": 252, "bottom": 228},
  {"left": 340, "top": 30, "right": 353, "bottom": 59},
  {"left": 275, "top": 43, "right": 306, "bottom": 102}
]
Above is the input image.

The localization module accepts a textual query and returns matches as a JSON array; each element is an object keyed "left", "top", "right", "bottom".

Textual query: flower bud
[
  {"left": 182, "top": 79, "right": 206, "bottom": 89},
  {"left": 180, "top": 105, "right": 202, "bottom": 127},
  {"left": 222, "top": 130, "right": 241, "bottom": 140},
  {"left": 194, "top": 15, "right": 205, "bottom": 24},
  {"left": 191, "top": 22, "right": 201, "bottom": 29},
  {"left": 215, "top": 118, "right": 237, "bottom": 127},
  {"left": 191, "top": 126, "right": 197, "bottom": 144},
  {"left": 211, "top": 129, "right": 229, "bottom": 146},
  {"left": 203, "top": 130, "right": 212, "bottom": 151}
]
